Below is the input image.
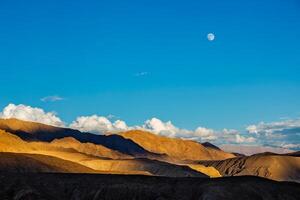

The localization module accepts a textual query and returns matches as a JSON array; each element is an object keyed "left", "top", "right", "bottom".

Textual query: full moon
[{"left": 207, "top": 33, "right": 215, "bottom": 41}]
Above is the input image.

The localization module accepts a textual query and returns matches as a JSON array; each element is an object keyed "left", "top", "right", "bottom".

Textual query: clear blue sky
[{"left": 0, "top": 0, "right": 300, "bottom": 131}]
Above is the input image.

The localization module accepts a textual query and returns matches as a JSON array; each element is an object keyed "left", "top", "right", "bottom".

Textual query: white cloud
[
  {"left": 69, "top": 115, "right": 128, "bottom": 134},
  {"left": 41, "top": 95, "right": 64, "bottom": 102},
  {"left": 142, "top": 118, "right": 180, "bottom": 137},
  {"left": 0, "top": 103, "right": 64, "bottom": 127},
  {"left": 113, "top": 120, "right": 128, "bottom": 130}
]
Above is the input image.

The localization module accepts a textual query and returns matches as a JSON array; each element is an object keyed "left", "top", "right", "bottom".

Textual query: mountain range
[
  {"left": 0, "top": 119, "right": 300, "bottom": 199},
  {"left": 0, "top": 118, "right": 299, "bottom": 183}
]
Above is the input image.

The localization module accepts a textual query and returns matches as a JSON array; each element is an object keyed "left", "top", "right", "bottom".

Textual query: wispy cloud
[
  {"left": 134, "top": 72, "right": 149, "bottom": 77},
  {"left": 107, "top": 114, "right": 116, "bottom": 119},
  {"left": 41, "top": 95, "right": 64, "bottom": 102}
]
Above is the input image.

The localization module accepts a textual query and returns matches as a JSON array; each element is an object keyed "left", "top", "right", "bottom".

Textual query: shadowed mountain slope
[
  {"left": 0, "top": 118, "right": 158, "bottom": 157},
  {"left": 120, "top": 130, "right": 235, "bottom": 161},
  {"left": 0, "top": 119, "right": 235, "bottom": 161},
  {"left": 0, "top": 152, "right": 97, "bottom": 173},
  {"left": 0, "top": 173, "right": 299, "bottom": 200},
  {"left": 201, "top": 142, "right": 221, "bottom": 150},
  {"left": 286, "top": 151, "right": 300, "bottom": 157},
  {"left": 0, "top": 130, "right": 208, "bottom": 177},
  {"left": 50, "top": 137, "right": 132, "bottom": 159},
  {"left": 199, "top": 154, "right": 300, "bottom": 182}
]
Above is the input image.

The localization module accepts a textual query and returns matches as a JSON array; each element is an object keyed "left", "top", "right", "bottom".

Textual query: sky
[{"left": 0, "top": 0, "right": 299, "bottom": 149}]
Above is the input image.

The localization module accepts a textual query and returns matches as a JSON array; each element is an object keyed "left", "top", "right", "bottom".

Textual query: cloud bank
[
  {"left": 246, "top": 119, "right": 300, "bottom": 150},
  {"left": 0, "top": 103, "right": 299, "bottom": 150}
]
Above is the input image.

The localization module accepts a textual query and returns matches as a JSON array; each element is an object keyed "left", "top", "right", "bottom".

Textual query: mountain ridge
[
  {"left": 120, "top": 130, "right": 235, "bottom": 161},
  {"left": 199, "top": 153, "right": 300, "bottom": 182}
]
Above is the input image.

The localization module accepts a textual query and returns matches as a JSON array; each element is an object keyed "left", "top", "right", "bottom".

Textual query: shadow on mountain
[
  {"left": 0, "top": 118, "right": 158, "bottom": 157},
  {"left": 0, "top": 152, "right": 208, "bottom": 177},
  {"left": 0, "top": 152, "right": 98, "bottom": 173}
]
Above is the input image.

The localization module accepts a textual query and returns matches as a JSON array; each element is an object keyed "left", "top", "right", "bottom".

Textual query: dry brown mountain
[
  {"left": 120, "top": 130, "right": 235, "bottom": 161},
  {"left": 199, "top": 154, "right": 300, "bottom": 182},
  {"left": 1, "top": 118, "right": 299, "bottom": 183},
  {"left": 0, "top": 118, "right": 159, "bottom": 157},
  {"left": 0, "top": 130, "right": 208, "bottom": 177},
  {"left": 82, "top": 158, "right": 209, "bottom": 177},
  {"left": 0, "top": 118, "right": 235, "bottom": 162},
  {"left": 0, "top": 119, "right": 237, "bottom": 178}
]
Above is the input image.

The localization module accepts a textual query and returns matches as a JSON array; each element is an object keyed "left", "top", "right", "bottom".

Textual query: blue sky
[{"left": 0, "top": 0, "right": 300, "bottom": 147}]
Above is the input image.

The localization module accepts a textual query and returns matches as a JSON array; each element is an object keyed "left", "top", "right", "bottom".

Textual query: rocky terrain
[{"left": 0, "top": 173, "right": 299, "bottom": 200}]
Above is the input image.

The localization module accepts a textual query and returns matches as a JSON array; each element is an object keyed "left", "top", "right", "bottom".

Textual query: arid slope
[
  {"left": 0, "top": 130, "right": 208, "bottom": 177},
  {"left": 199, "top": 154, "right": 300, "bottom": 182},
  {"left": 120, "top": 130, "right": 235, "bottom": 161},
  {"left": 0, "top": 118, "right": 158, "bottom": 157}
]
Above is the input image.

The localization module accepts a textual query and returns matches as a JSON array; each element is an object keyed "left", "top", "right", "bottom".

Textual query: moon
[{"left": 207, "top": 33, "right": 215, "bottom": 41}]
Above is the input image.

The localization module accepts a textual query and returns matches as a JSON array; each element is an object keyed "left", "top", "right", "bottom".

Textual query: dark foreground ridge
[{"left": 0, "top": 173, "right": 299, "bottom": 200}]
